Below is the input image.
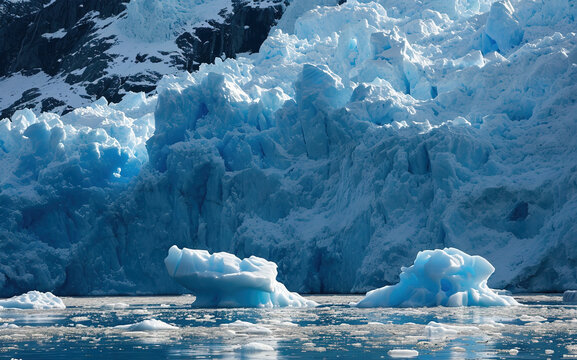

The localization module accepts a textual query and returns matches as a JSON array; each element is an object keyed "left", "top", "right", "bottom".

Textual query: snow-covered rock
[
  {"left": 356, "top": 248, "right": 519, "bottom": 307},
  {"left": 165, "top": 246, "right": 317, "bottom": 308},
  {"left": 0, "top": 291, "right": 65, "bottom": 309},
  {"left": 0, "top": 0, "right": 286, "bottom": 118}
]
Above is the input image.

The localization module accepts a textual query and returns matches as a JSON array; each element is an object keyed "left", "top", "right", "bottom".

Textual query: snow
[
  {"left": 165, "top": 246, "right": 318, "bottom": 308},
  {"left": 0, "top": 291, "right": 65, "bottom": 310},
  {"left": 41, "top": 28, "right": 67, "bottom": 40},
  {"left": 115, "top": 319, "right": 178, "bottom": 331},
  {"left": 1, "top": 0, "right": 577, "bottom": 296},
  {"left": 356, "top": 248, "right": 519, "bottom": 307},
  {"left": 563, "top": 291, "right": 577, "bottom": 303}
]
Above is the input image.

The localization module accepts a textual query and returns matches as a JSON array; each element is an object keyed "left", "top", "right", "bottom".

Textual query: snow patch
[{"left": 41, "top": 28, "right": 67, "bottom": 39}]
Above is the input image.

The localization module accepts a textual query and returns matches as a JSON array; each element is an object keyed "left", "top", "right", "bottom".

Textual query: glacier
[
  {"left": 356, "top": 248, "right": 519, "bottom": 307},
  {"left": 0, "top": 0, "right": 576, "bottom": 296},
  {"left": 164, "top": 246, "right": 317, "bottom": 307}
]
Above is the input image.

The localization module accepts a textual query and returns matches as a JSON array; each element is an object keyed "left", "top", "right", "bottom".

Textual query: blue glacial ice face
[
  {"left": 164, "top": 246, "right": 317, "bottom": 307},
  {"left": 356, "top": 248, "right": 519, "bottom": 307}
]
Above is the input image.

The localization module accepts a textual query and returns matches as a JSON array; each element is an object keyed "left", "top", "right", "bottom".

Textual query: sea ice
[
  {"left": 237, "top": 342, "right": 275, "bottom": 352},
  {"left": 221, "top": 320, "right": 273, "bottom": 335},
  {"left": 164, "top": 246, "right": 318, "bottom": 308},
  {"left": 115, "top": 319, "right": 178, "bottom": 331},
  {"left": 0, "top": 291, "right": 65, "bottom": 310},
  {"left": 425, "top": 321, "right": 480, "bottom": 340},
  {"left": 388, "top": 349, "right": 419, "bottom": 358},
  {"left": 356, "top": 248, "right": 519, "bottom": 307},
  {"left": 102, "top": 303, "right": 130, "bottom": 310}
]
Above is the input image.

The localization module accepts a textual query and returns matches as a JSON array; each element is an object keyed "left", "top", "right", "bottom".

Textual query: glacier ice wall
[{"left": 1, "top": 0, "right": 577, "bottom": 296}]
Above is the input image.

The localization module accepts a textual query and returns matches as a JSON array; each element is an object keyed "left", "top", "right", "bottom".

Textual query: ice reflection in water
[{"left": 0, "top": 295, "right": 576, "bottom": 359}]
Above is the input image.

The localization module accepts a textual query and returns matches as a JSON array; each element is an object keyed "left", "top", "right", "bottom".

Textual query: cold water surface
[{"left": 1, "top": 294, "right": 576, "bottom": 359}]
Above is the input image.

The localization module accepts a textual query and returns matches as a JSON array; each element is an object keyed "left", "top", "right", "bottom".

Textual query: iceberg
[
  {"left": 356, "top": 248, "right": 519, "bottom": 307},
  {"left": 0, "top": 291, "right": 66, "bottom": 309},
  {"left": 164, "top": 246, "right": 317, "bottom": 308}
]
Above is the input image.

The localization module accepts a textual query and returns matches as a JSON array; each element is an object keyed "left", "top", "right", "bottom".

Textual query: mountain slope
[{"left": 0, "top": 0, "right": 286, "bottom": 118}]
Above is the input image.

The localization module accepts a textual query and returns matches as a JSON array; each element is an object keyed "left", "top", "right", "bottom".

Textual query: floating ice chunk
[
  {"left": 115, "top": 319, "right": 177, "bottom": 331},
  {"left": 425, "top": 321, "right": 480, "bottom": 340},
  {"left": 388, "top": 349, "right": 419, "bottom": 358},
  {"left": 165, "top": 246, "right": 318, "bottom": 308},
  {"left": 509, "top": 349, "right": 519, "bottom": 355},
  {"left": 563, "top": 291, "right": 577, "bottom": 303},
  {"left": 237, "top": 342, "right": 275, "bottom": 352},
  {"left": 519, "top": 315, "right": 546, "bottom": 322},
  {"left": 102, "top": 303, "right": 130, "bottom": 310},
  {"left": 0, "top": 323, "right": 19, "bottom": 329},
  {"left": 221, "top": 320, "right": 273, "bottom": 335},
  {"left": 356, "top": 248, "right": 519, "bottom": 307},
  {"left": 0, "top": 291, "right": 65, "bottom": 310}
]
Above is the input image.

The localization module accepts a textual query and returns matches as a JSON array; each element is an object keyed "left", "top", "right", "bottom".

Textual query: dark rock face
[
  {"left": 0, "top": 0, "right": 287, "bottom": 118},
  {"left": 175, "top": 0, "right": 286, "bottom": 72}
]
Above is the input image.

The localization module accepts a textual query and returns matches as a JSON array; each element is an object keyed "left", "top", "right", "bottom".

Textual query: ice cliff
[{"left": 0, "top": 0, "right": 576, "bottom": 296}]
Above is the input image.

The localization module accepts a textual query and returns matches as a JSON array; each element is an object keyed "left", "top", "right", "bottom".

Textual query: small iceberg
[
  {"left": 356, "top": 248, "right": 518, "bottom": 307},
  {"left": 0, "top": 291, "right": 66, "bottom": 310},
  {"left": 237, "top": 342, "right": 275, "bottom": 352},
  {"left": 164, "top": 246, "right": 318, "bottom": 308},
  {"left": 115, "top": 319, "right": 177, "bottom": 331}
]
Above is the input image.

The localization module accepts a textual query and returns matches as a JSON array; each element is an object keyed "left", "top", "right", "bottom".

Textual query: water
[{"left": 1, "top": 294, "right": 576, "bottom": 359}]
